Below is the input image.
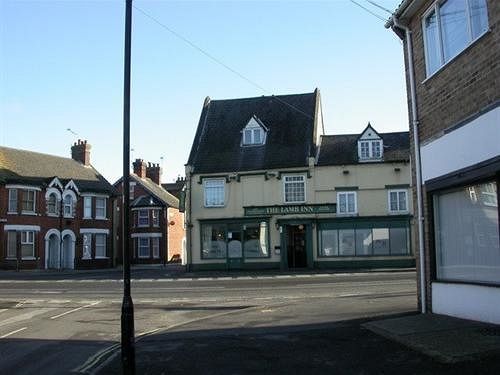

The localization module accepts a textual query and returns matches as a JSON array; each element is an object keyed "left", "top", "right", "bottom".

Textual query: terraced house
[
  {"left": 0, "top": 141, "right": 115, "bottom": 270},
  {"left": 184, "top": 90, "right": 414, "bottom": 271},
  {"left": 387, "top": 0, "right": 499, "bottom": 323}
]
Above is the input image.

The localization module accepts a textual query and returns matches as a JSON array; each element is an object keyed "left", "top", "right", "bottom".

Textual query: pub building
[{"left": 183, "top": 90, "right": 415, "bottom": 271}]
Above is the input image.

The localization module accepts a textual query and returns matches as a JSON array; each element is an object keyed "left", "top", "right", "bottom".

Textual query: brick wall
[
  {"left": 0, "top": 185, "right": 114, "bottom": 269},
  {"left": 167, "top": 207, "right": 185, "bottom": 261}
]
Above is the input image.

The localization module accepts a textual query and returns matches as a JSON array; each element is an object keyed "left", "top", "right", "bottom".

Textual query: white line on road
[
  {"left": 50, "top": 301, "right": 101, "bottom": 320},
  {"left": 0, "top": 326, "right": 28, "bottom": 338},
  {"left": 0, "top": 308, "right": 7, "bottom": 314},
  {"left": 0, "top": 308, "right": 54, "bottom": 328}
]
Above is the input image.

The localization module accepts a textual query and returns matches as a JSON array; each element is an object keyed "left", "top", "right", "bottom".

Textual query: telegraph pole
[{"left": 121, "top": 0, "right": 135, "bottom": 373}]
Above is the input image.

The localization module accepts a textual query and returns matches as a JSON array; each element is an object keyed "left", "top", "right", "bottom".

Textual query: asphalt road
[{"left": 0, "top": 270, "right": 417, "bottom": 374}]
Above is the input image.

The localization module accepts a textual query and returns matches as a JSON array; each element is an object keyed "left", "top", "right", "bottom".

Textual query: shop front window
[{"left": 434, "top": 180, "right": 499, "bottom": 285}]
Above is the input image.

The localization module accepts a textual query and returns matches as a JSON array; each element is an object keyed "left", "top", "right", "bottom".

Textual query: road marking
[
  {"left": 0, "top": 308, "right": 7, "bottom": 314},
  {"left": 50, "top": 301, "right": 101, "bottom": 320},
  {"left": 0, "top": 308, "right": 54, "bottom": 328},
  {"left": 0, "top": 326, "right": 28, "bottom": 338}
]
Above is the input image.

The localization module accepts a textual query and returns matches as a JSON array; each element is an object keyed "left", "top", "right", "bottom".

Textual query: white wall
[
  {"left": 421, "top": 106, "right": 500, "bottom": 182},
  {"left": 432, "top": 282, "right": 500, "bottom": 325}
]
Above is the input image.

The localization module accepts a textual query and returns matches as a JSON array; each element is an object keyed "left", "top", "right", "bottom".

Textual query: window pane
[
  {"left": 441, "top": 0, "right": 468, "bottom": 61},
  {"left": 390, "top": 192, "right": 398, "bottom": 211},
  {"left": 347, "top": 193, "right": 355, "bottom": 213},
  {"left": 253, "top": 129, "right": 261, "bottom": 144},
  {"left": 138, "top": 210, "right": 149, "bottom": 226},
  {"left": 204, "top": 179, "right": 225, "bottom": 206},
  {"left": 95, "top": 198, "right": 106, "bottom": 218},
  {"left": 22, "top": 190, "right": 35, "bottom": 212},
  {"left": 284, "top": 176, "right": 305, "bottom": 203},
  {"left": 435, "top": 182, "right": 499, "bottom": 284},
  {"left": 372, "top": 141, "right": 381, "bottom": 158},
  {"left": 82, "top": 233, "right": 92, "bottom": 259},
  {"left": 355, "top": 229, "right": 372, "bottom": 255},
  {"left": 373, "top": 228, "right": 390, "bottom": 255},
  {"left": 21, "top": 244, "right": 34, "bottom": 258},
  {"left": 201, "top": 224, "right": 227, "bottom": 259},
  {"left": 84, "top": 197, "right": 92, "bottom": 218},
  {"left": 48, "top": 194, "right": 57, "bottom": 214},
  {"left": 339, "top": 229, "right": 355, "bottom": 256},
  {"left": 398, "top": 192, "right": 407, "bottom": 211},
  {"left": 152, "top": 238, "right": 160, "bottom": 258},
  {"left": 338, "top": 194, "right": 347, "bottom": 213},
  {"left": 243, "top": 129, "right": 252, "bottom": 145},
  {"left": 319, "top": 229, "right": 338, "bottom": 256},
  {"left": 360, "top": 142, "right": 369, "bottom": 159},
  {"left": 138, "top": 238, "right": 150, "bottom": 258},
  {"left": 95, "top": 234, "right": 106, "bottom": 257},
  {"left": 424, "top": 10, "right": 441, "bottom": 74},
  {"left": 8, "top": 189, "right": 17, "bottom": 212},
  {"left": 469, "top": 0, "right": 488, "bottom": 39},
  {"left": 7, "top": 232, "right": 17, "bottom": 258},
  {"left": 64, "top": 195, "right": 72, "bottom": 216},
  {"left": 243, "top": 222, "right": 268, "bottom": 258},
  {"left": 390, "top": 227, "right": 409, "bottom": 255}
]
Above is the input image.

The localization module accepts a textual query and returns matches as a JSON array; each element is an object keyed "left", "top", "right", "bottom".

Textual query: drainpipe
[{"left": 392, "top": 16, "right": 427, "bottom": 314}]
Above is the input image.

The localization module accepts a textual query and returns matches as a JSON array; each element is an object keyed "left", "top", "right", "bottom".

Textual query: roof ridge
[
  {"left": 208, "top": 91, "right": 315, "bottom": 103},
  {"left": 0, "top": 145, "right": 76, "bottom": 162},
  {"left": 321, "top": 130, "right": 409, "bottom": 138}
]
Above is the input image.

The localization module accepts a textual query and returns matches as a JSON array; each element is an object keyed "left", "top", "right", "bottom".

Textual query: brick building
[
  {"left": 0, "top": 141, "right": 116, "bottom": 270},
  {"left": 114, "top": 159, "right": 184, "bottom": 265},
  {"left": 387, "top": 0, "right": 499, "bottom": 323}
]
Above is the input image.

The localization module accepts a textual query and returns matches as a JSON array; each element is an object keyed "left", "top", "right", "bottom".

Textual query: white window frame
[
  {"left": 8, "top": 189, "right": 18, "bottom": 213},
  {"left": 129, "top": 182, "right": 136, "bottom": 201},
  {"left": 358, "top": 140, "right": 383, "bottom": 161},
  {"left": 337, "top": 191, "right": 358, "bottom": 215},
  {"left": 63, "top": 195, "right": 73, "bottom": 217},
  {"left": 20, "top": 231, "right": 35, "bottom": 259},
  {"left": 138, "top": 238, "right": 150, "bottom": 258},
  {"left": 422, "top": 0, "right": 489, "bottom": 77},
  {"left": 283, "top": 174, "right": 306, "bottom": 204},
  {"left": 138, "top": 209, "right": 149, "bottom": 227},
  {"left": 203, "top": 178, "right": 225, "bottom": 207},
  {"left": 388, "top": 189, "right": 409, "bottom": 213},
  {"left": 95, "top": 197, "right": 106, "bottom": 219},
  {"left": 152, "top": 237, "right": 160, "bottom": 258},
  {"left": 83, "top": 196, "right": 92, "bottom": 219},
  {"left": 95, "top": 234, "right": 107, "bottom": 258},
  {"left": 21, "top": 189, "right": 36, "bottom": 214}
]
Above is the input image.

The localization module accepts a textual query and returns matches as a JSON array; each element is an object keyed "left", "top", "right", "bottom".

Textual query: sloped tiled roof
[
  {"left": 162, "top": 179, "right": 185, "bottom": 199},
  {"left": 317, "top": 131, "right": 410, "bottom": 166},
  {"left": 129, "top": 174, "right": 179, "bottom": 209},
  {"left": 187, "top": 90, "right": 320, "bottom": 174},
  {"left": 0, "top": 146, "right": 115, "bottom": 193}
]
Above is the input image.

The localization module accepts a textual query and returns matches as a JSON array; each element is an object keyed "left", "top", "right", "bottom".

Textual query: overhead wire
[
  {"left": 349, "top": 0, "right": 388, "bottom": 23},
  {"left": 133, "top": 4, "right": 314, "bottom": 120}
]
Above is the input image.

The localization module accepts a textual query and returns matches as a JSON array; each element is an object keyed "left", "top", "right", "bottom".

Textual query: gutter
[{"left": 391, "top": 16, "right": 427, "bottom": 314}]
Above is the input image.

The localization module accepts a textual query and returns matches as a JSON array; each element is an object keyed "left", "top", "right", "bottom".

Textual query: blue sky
[{"left": 0, "top": 0, "right": 406, "bottom": 183}]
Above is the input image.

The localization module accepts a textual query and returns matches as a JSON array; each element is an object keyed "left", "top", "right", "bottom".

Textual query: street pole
[{"left": 121, "top": 0, "right": 135, "bottom": 374}]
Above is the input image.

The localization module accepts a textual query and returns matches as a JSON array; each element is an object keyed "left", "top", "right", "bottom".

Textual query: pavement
[{"left": 96, "top": 312, "right": 500, "bottom": 375}]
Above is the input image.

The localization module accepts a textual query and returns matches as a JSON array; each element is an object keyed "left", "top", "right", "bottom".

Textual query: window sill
[
  {"left": 21, "top": 257, "right": 36, "bottom": 260},
  {"left": 95, "top": 217, "right": 108, "bottom": 221},
  {"left": 336, "top": 212, "right": 358, "bottom": 217},
  {"left": 82, "top": 256, "right": 92, "bottom": 260},
  {"left": 5, "top": 257, "right": 17, "bottom": 260},
  {"left": 47, "top": 213, "right": 59, "bottom": 217},
  {"left": 83, "top": 216, "right": 92, "bottom": 220},
  {"left": 138, "top": 256, "right": 151, "bottom": 259},
  {"left": 388, "top": 211, "right": 409, "bottom": 215},
  {"left": 137, "top": 225, "right": 150, "bottom": 228},
  {"left": 7, "top": 211, "right": 18, "bottom": 215},
  {"left": 204, "top": 205, "right": 225, "bottom": 208},
  {"left": 63, "top": 215, "right": 75, "bottom": 219},
  {"left": 95, "top": 256, "right": 109, "bottom": 259},
  {"left": 21, "top": 211, "right": 37, "bottom": 216},
  {"left": 422, "top": 29, "right": 490, "bottom": 84}
]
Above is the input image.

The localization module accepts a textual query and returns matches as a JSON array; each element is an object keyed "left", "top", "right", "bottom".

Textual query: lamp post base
[{"left": 121, "top": 295, "right": 135, "bottom": 374}]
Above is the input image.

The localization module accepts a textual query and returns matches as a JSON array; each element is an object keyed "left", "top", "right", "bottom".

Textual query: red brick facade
[{"left": 0, "top": 184, "right": 114, "bottom": 270}]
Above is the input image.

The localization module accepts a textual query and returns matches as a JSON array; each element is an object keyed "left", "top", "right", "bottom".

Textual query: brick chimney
[
  {"left": 146, "top": 162, "right": 162, "bottom": 185},
  {"left": 71, "top": 139, "right": 91, "bottom": 166},
  {"left": 133, "top": 159, "right": 147, "bottom": 178}
]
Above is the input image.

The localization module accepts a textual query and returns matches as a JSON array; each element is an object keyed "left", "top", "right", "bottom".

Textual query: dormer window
[
  {"left": 358, "top": 123, "right": 383, "bottom": 162},
  {"left": 241, "top": 115, "right": 267, "bottom": 146}
]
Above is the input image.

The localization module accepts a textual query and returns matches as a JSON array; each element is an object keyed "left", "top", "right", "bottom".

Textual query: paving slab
[{"left": 363, "top": 313, "right": 500, "bottom": 363}]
